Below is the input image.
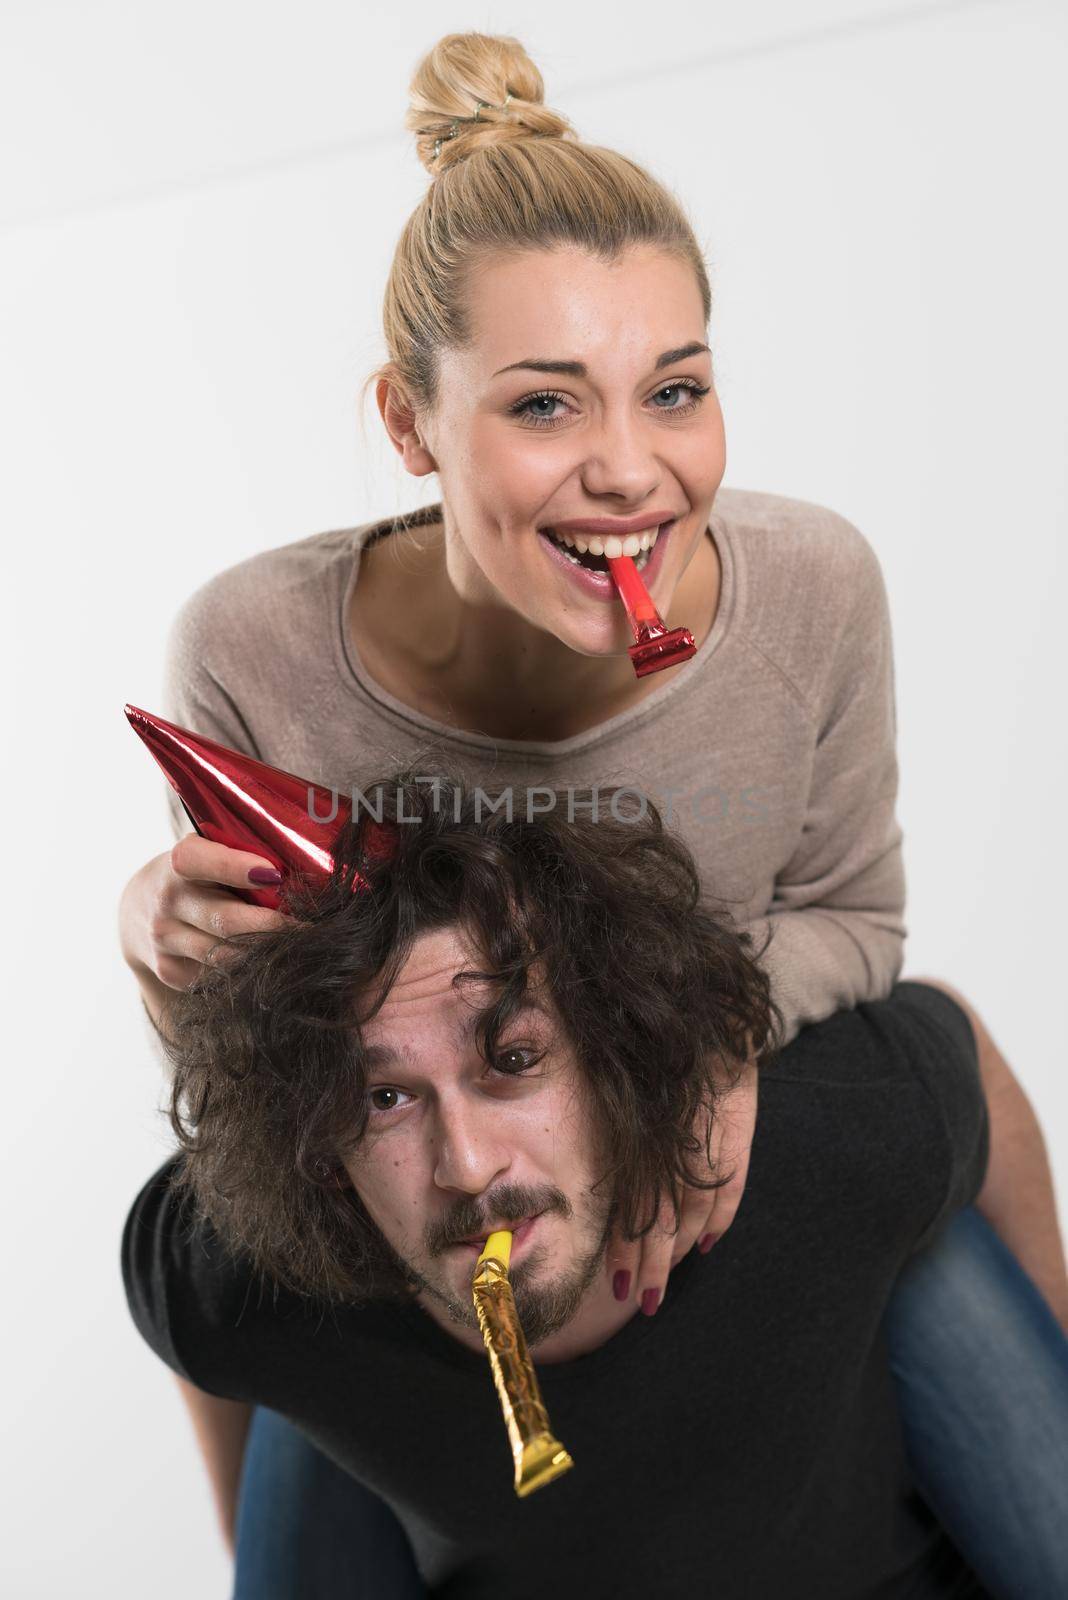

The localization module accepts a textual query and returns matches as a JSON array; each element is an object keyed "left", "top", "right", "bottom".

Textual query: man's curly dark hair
[{"left": 161, "top": 763, "right": 785, "bottom": 1305}]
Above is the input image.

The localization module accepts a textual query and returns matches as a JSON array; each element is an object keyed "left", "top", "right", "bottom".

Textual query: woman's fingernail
[
  {"left": 698, "top": 1234, "right": 716, "bottom": 1253},
  {"left": 248, "top": 867, "right": 283, "bottom": 885},
  {"left": 641, "top": 1287, "right": 660, "bottom": 1317},
  {"left": 612, "top": 1270, "right": 631, "bottom": 1302}
]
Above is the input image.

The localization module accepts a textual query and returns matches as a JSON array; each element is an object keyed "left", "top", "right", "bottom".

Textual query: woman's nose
[{"left": 579, "top": 408, "right": 661, "bottom": 501}]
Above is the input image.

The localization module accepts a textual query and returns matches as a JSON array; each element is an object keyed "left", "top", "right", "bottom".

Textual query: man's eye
[
  {"left": 367, "top": 1049, "right": 545, "bottom": 1116},
  {"left": 368, "top": 1086, "right": 412, "bottom": 1114},
  {"left": 494, "top": 1046, "right": 544, "bottom": 1076}
]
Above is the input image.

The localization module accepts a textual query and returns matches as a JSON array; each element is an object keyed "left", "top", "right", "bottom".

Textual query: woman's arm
[
  {"left": 119, "top": 580, "right": 285, "bottom": 1037},
  {"left": 748, "top": 528, "right": 907, "bottom": 1046},
  {"left": 123, "top": 1165, "right": 257, "bottom": 1555}
]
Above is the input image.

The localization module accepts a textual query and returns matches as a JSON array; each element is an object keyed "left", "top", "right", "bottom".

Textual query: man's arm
[
  {"left": 123, "top": 1162, "right": 259, "bottom": 1554},
  {"left": 174, "top": 1377, "right": 253, "bottom": 1555},
  {"left": 912, "top": 976, "right": 1068, "bottom": 1331}
]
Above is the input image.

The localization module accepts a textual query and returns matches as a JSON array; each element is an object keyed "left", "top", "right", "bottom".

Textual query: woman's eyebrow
[{"left": 493, "top": 340, "right": 710, "bottom": 379}]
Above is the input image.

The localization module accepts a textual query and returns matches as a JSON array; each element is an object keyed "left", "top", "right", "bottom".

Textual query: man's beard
[{"left": 400, "top": 1194, "right": 617, "bottom": 1348}]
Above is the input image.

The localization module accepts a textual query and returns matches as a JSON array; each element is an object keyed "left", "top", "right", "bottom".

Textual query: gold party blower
[{"left": 471, "top": 1231, "right": 574, "bottom": 1497}]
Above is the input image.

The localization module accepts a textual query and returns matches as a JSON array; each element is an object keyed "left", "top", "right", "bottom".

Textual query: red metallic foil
[
  {"left": 606, "top": 553, "right": 697, "bottom": 678},
  {"left": 124, "top": 704, "right": 392, "bottom": 910}
]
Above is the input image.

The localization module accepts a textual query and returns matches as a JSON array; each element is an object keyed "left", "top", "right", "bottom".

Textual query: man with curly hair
[{"left": 123, "top": 775, "right": 995, "bottom": 1599}]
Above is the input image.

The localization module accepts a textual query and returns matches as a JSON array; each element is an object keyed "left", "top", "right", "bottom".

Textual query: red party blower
[
  {"left": 124, "top": 704, "right": 392, "bottom": 910},
  {"left": 606, "top": 554, "right": 697, "bottom": 678}
]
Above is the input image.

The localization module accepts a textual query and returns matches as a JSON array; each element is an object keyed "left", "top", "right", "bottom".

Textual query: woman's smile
[{"left": 536, "top": 518, "right": 678, "bottom": 604}]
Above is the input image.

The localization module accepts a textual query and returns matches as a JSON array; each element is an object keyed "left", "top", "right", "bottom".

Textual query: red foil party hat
[{"left": 124, "top": 704, "right": 393, "bottom": 911}]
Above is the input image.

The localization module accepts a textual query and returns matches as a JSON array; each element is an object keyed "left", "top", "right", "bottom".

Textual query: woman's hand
[
  {"left": 119, "top": 833, "right": 291, "bottom": 992},
  {"left": 605, "top": 1052, "right": 758, "bottom": 1316}
]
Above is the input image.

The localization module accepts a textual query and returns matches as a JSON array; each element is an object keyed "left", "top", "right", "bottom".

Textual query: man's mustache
[{"left": 431, "top": 1184, "right": 571, "bottom": 1253}]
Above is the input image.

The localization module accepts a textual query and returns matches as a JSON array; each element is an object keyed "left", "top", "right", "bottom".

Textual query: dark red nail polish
[
  {"left": 248, "top": 867, "right": 283, "bottom": 885},
  {"left": 698, "top": 1233, "right": 715, "bottom": 1253},
  {"left": 612, "top": 1270, "right": 631, "bottom": 1302},
  {"left": 641, "top": 1287, "right": 660, "bottom": 1317}
]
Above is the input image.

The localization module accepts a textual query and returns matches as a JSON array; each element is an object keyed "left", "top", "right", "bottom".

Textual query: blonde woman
[{"left": 119, "top": 32, "right": 1068, "bottom": 1599}]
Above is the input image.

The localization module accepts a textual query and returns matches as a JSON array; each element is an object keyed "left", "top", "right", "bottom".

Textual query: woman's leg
[
  {"left": 231, "top": 1406, "right": 427, "bottom": 1600},
  {"left": 884, "top": 1205, "right": 1068, "bottom": 1600}
]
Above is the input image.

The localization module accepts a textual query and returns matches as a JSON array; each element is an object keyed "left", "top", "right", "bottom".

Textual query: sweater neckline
[{"left": 333, "top": 502, "right": 737, "bottom": 760}]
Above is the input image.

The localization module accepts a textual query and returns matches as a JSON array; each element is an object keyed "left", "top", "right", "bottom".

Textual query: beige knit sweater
[{"left": 162, "top": 486, "right": 906, "bottom": 1046}]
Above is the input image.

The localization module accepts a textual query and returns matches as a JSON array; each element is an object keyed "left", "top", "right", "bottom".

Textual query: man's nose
[{"left": 431, "top": 1096, "right": 510, "bottom": 1197}]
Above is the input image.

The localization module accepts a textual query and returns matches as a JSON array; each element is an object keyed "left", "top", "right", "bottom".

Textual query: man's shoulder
[
  {"left": 756, "top": 983, "right": 987, "bottom": 1245},
  {"left": 122, "top": 1156, "right": 410, "bottom": 1399},
  {"left": 765, "top": 982, "right": 976, "bottom": 1089},
  {"left": 122, "top": 1156, "right": 278, "bottom": 1396},
  {"left": 764, "top": 987, "right": 925, "bottom": 1090}
]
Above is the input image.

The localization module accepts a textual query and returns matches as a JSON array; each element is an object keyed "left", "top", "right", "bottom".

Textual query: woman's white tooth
[{"left": 547, "top": 524, "right": 662, "bottom": 563}]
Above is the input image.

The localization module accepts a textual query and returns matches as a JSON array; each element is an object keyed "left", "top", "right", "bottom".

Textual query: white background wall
[{"left": 2, "top": 2, "right": 1065, "bottom": 1594}]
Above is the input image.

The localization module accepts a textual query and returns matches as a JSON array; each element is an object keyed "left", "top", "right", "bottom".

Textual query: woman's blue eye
[{"left": 509, "top": 381, "right": 711, "bottom": 430}]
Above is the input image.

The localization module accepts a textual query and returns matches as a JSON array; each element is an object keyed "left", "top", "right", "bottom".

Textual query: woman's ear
[{"left": 376, "top": 375, "right": 438, "bottom": 477}]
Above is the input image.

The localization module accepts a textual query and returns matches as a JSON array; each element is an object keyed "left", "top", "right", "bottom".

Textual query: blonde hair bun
[
  {"left": 407, "top": 32, "right": 577, "bottom": 176},
  {"left": 365, "top": 30, "right": 710, "bottom": 424}
]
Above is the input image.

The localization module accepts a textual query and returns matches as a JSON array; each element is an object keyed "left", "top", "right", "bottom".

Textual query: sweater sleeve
[
  {"left": 748, "top": 532, "right": 907, "bottom": 1046},
  {"left": 161, "top": 583, "right": 265, "bottom": 844}
]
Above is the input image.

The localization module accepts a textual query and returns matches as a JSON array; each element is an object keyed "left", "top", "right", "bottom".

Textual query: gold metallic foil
[{"left": 471, "top": 1230, "right": 574, "bottom": 1497}]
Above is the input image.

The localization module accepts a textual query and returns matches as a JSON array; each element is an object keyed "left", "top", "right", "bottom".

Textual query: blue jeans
[
  {"left": 884, "top": 1207, "right": 1068, "bottom": 1599},
  {"left": 232, "top": 1207, "right": 1068, "bottom": 1599},
  {"left": 233, "top": 1410, "right": 427, "bottom": 1600}
]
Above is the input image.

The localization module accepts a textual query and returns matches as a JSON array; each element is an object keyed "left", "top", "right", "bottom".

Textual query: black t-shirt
[{"left": 122, "top": 981, "right": 990, "bottom": 1599}]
